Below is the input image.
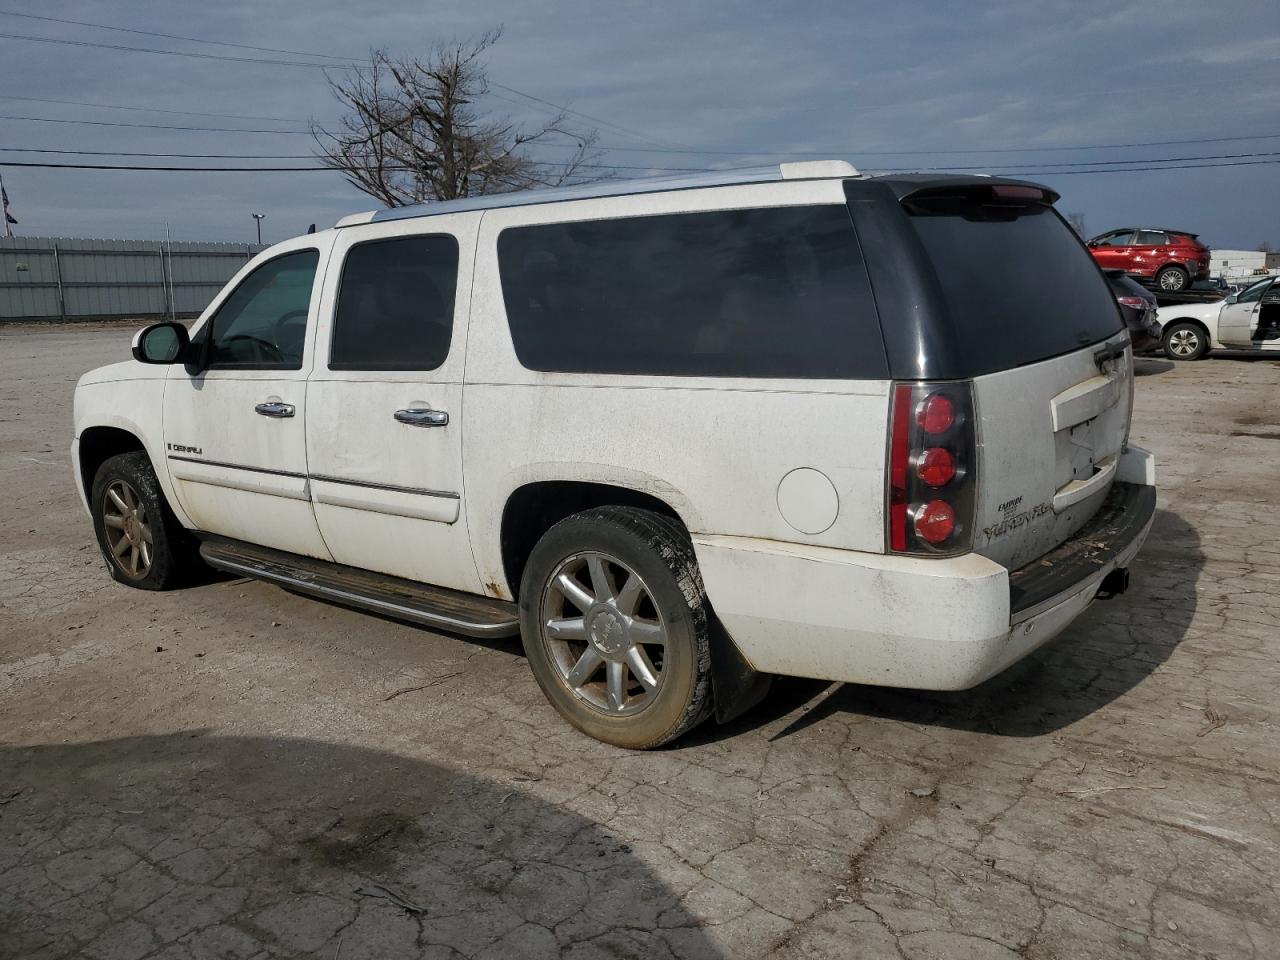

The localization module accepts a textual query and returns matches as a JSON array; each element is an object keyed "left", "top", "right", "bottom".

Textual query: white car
[
  {"left": 71, "top": 162, "right": 1156, "bottom": 748},
  {"left": 1156, "top": 276, "right": 1280, "bottom": 360}
]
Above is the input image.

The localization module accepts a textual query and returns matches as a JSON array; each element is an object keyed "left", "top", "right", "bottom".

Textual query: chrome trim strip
[
  {"left": 200, "top": 552, "right": 519, "bottom": 639},
  {"left": 167, "top": 458, "right": 458, "bottom": 500},
  {"left": 309, "top": 474, "right": 460, "bottom": 500},
  {"left": 167, "top": 455, "right": 307, "bottom": 480}
]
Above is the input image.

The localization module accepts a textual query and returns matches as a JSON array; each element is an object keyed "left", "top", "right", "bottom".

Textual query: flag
[{"left": 2, "top": 182, "right": 16, "bottom": 227}]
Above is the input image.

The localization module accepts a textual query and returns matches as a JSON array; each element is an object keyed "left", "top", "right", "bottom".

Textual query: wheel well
[
  {"left": 79, "top": 426, "right": 146, "bottom": 496},
  {"left": 500, "top": 481, "right": 684, "bottom": 600},
  {"left": 1158, "top": 263, "right": 1190, "bottom": 275},
  {"left": 1164, "top": 317, "right": 1209, "bottom": 338}
]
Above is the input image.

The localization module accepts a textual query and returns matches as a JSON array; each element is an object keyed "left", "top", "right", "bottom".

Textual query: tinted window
[
  {"left": 906, "top": 200, "right": 1122, "bottom": 371},
  {"left": 1237, "top": 279, "right": 1273, "bottom": 303},
  {"left": 207, "top": 250, "right": 318, "bottom": 369},
  {"left": 1098, "top": 232, "right": 1135, "bottom": 246},
  {"left": 330, "top": 235, "right": 459, "bottom": 370},
  {"left": 497, "top": 205, "right": 884, "bottom": 378},
  {"left": 1137, "top": 230, "right": 1167, "bottom": 245}
]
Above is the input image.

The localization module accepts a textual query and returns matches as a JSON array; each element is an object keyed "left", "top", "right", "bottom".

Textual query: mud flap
[{"left": 708, "top": 611, "right": 773, "bottom": 723}]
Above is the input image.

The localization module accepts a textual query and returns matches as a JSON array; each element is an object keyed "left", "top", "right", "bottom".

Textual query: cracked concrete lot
[{"left": 2, "top": 322, "right": 1279, "bottom": 959}]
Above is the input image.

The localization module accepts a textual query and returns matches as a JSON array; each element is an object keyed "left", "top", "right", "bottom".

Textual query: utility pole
[{"left": 251, "top": 212, "right": 265, "bottom": 245}]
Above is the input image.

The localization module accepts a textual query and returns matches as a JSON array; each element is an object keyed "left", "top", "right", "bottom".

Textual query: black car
[{"left": 1105, "top": 269, "right": 1161, "bottom": 352}]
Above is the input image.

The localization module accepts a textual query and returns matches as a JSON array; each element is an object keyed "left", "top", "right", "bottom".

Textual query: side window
[
  {"left": 1237, "top": 279, "right": 1273, "bottom": 304},
  {"left": 205, "top": 250, "right": 319, "bottom": 369},
  {"left": 329, "top": 235, "right": 459, "bottom": 371},
  {"left": 1101, "top": 232, "right": 1136, "bottom": 246},
  {"left": 1136, "top": 230, "right": 1167, "bottom": 245},
  {"left": 497, "top": 205, "right": 885, "bottom": 379}
]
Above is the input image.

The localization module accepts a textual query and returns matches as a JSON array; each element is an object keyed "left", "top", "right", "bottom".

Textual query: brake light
[
  {"left": 915, "top": 447, "right": 956, "bottom": 487},
  {"left": 916, "top": 393, "right": 955, "bottom": 434},
  {"left": 914, "top": 500, "right": 956, "bottom": 544},
  {"left": 1116, "top": 296, "right": 1147, "bottom": 309},
  {"left": 887, "top": 381, "right": 977, "bottom": 556}
]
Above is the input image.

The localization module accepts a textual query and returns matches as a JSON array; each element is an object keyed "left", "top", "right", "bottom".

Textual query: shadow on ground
[
  {"left": 718, "top": 507, "right": 1202, "bottom": 743},
  {"left": 1133, "top": 357, "right": 1174, "bottom": 376},
  {"left": 0, "top": 733, "right": 722, "bottom": 960}
]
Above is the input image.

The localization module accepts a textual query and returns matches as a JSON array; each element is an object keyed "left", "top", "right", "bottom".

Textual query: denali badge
[
  {"left": 167, "top": 442, "right": 203, "bottom": 455},
  {"left": 983, "top": 500, "right": 1051, "bottom": 542}
]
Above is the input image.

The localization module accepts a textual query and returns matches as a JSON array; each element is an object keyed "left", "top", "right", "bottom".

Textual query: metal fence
[{"left": 0, "top": 237, "right": 265, "bottom": 322}]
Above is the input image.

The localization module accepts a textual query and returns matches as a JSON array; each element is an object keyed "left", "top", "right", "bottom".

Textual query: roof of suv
[
  {"left": 1103, "top": 227, "right": 1200, "bottom": 239},
  {"left": 334, "top": 161, "right": 1059, "bottom": 228}
]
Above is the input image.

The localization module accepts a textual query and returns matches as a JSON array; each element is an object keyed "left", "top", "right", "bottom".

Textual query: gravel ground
[{"left": 2, "top": 322, "right": 1279, "bottom": 960}]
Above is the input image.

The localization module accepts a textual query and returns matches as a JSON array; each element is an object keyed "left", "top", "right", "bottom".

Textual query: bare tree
[
  {"left": 1066, "top": 212, "right": 1087, "bottom": 238},
  {"left": 313, "top": 29, "right": 602, "bottom": 206}
]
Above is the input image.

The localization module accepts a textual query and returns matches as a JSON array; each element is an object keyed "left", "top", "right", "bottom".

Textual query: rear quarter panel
[{"left": 462, "top": 180, "right": 890, "bottom": 598}]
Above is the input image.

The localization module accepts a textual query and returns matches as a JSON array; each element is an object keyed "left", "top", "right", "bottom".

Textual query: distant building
[
  {"left": 1267, "top": 251, "right": 1280, "bottom": 271},
  {"left": 1210, "top": 249, "right": 1268, "bottom": 280}
]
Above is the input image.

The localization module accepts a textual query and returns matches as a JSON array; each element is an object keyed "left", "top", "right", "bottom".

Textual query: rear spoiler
[{"left": 872, "top": 174, "right": 1060, "bottom": 206}]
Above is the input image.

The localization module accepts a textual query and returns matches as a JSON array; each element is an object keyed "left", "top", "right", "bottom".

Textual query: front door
[
  {"left": 1217, "top": 278, "right": 1273, "bottom": 346},
  {"left": 305, "top": 218, "right": 481, "bottom": 593},
  {"left": 1090, "top": 231, "right": 1137, "bottom": 271},
  {"left": 163, "top": 240, "right": 332, "bottom": 559}
]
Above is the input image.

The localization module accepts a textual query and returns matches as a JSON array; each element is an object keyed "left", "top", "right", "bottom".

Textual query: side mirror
[
  {"left": 131, "top": 321, "right": 190, "bottom": 364},
  {"left": 1225, "top": 294, "right": 1238, "bottom": 304}
]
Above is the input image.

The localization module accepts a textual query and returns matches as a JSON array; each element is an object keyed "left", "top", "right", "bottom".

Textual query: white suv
[{"left": 72, "top": 160, "right": 1157, "bottom": 748}]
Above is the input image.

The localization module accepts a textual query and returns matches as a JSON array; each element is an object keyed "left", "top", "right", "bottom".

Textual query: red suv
[{"left": 1086, "top": 228, "right": 1210, "bottom": 292}]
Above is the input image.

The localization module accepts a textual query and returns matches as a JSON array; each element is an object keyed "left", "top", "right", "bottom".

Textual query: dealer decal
[{"left": 983, "top": 496, "right": 1052, "bottom": 542}]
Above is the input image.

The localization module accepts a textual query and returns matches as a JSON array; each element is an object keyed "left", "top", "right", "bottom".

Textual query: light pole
[{"left": 251, "top": 212, "right": 265, "bottom": 245}]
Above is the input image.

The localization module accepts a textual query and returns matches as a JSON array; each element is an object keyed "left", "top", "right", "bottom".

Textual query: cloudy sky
[{"left": 1, "top": 0, "right": 1277, "bottom": 248}]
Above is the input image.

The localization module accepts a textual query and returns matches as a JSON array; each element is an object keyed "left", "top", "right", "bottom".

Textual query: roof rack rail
[{"left": 335, "top": 160, "right": 861, "bottom": 228}]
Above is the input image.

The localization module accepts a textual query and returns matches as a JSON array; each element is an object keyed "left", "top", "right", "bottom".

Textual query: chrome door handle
[
  {"left": 394, "top": 407, "right": 449, "bottom": 427},
  {"left": 254, "top": 401, "right": 296, "bottom": 418}
]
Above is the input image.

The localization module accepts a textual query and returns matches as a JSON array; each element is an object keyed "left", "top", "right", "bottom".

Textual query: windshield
[{"left": 905, "top": 198, "right": 1123, "bottom": 375}]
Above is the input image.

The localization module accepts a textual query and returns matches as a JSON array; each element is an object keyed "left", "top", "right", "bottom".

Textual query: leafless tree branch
[{"left": 312, "top": 29, "right": 606, "bottom": 206}]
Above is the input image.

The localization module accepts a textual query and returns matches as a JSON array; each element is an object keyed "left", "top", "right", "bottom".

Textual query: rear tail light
[
  {"left": 887, "top": 381, "right": 977, "bottom": 556},
  {"left": 1116, "top": 295, "right": 1147, "bottom": 309}
]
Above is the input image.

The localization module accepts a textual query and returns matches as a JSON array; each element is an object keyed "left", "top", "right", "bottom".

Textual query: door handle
[
  {"left": 394, "top": 407, "right": 449, "bottom": 428},
  {"left": 254, "top": 401, "right": 296, "bottom": 418}
]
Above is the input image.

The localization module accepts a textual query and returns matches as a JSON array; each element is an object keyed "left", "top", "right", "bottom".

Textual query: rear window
[
  {"left": 497, "top": 205, "right": 886, "bottom": 379},
  {"left": 905, "top": 198, "right": 1122, "bottom": 373},
  {"left": 330, "top": 235, "right": 458, "bottom": 371}
]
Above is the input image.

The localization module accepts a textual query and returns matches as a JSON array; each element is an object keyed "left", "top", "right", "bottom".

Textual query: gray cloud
[{"left": 0, "top": 0, "right": 1277, "bottom": 247}]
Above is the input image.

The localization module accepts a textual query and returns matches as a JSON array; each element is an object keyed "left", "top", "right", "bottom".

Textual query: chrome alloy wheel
[
  {"left": 1168, "top": 328, "right": 1200, "bottom": 357},
  {"left": 1159, "top": 269, "right": 1186, "bottom": 291},
  {"left": 540, "top": 552, "right": 667, "bottom": 714},
  {"left": 102, "top": 479, "right": 153, "bottom": 579}
]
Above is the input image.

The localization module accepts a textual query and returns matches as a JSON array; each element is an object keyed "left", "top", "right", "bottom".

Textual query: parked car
[
  {"left": 1087, "top": 227, "right": 1210, "bottom": 292},
  {"left": 1104, "top": 269, "right": 1161, "bottom": 352},
  {"left": 72, "top": 162, "right": 1156, "bottom": 748},
  {"left": 1156, "top": 276, "right": 1280, "bottom": 359}
]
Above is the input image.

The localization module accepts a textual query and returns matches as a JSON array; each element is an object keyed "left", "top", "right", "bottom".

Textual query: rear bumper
[{"left": 694, "top": 449, "right": 1156, "bottom": 691}]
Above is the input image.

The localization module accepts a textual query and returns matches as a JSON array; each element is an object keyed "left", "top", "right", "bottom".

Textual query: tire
[
  {"left": 1161, "top": 321, "right": 1208, "bottom": 361},
  {"left": 1156, "top": 265, "right": 1191, "bottom": 292},
  {"left": 90, "top": 450, "right": 200, "bottom": 590},
  {"left": 518, "top": 506, "right": 713, "bottom": 749}
]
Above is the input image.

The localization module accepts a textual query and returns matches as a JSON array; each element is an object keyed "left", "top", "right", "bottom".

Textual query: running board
[{"left": 198, "top": 538, "right": 520, "bottom": 639}]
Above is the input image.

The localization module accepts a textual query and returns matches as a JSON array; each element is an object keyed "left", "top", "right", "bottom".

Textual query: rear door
[{"left": 305, "top": 216, "right": 481, "bottom": 593}]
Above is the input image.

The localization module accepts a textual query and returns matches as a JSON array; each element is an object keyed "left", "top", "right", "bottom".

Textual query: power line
[
  {"left": 0, "top": 146, "right": 710, "bottom": 171},
  {"left": 0, "top": 114, "right": 315, "bottom": 134},
  {"left": 0, "top": 31, "right": 341, "bottom": 68},
  {"left": 0, "top": 11, "right": 350, "bottom": 61},
  {"left": 0, "top": 94, "right": 324, "bottom": 124},
  {"left": 6, "top": 157, "right": 1280, "bottom": 175}
]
